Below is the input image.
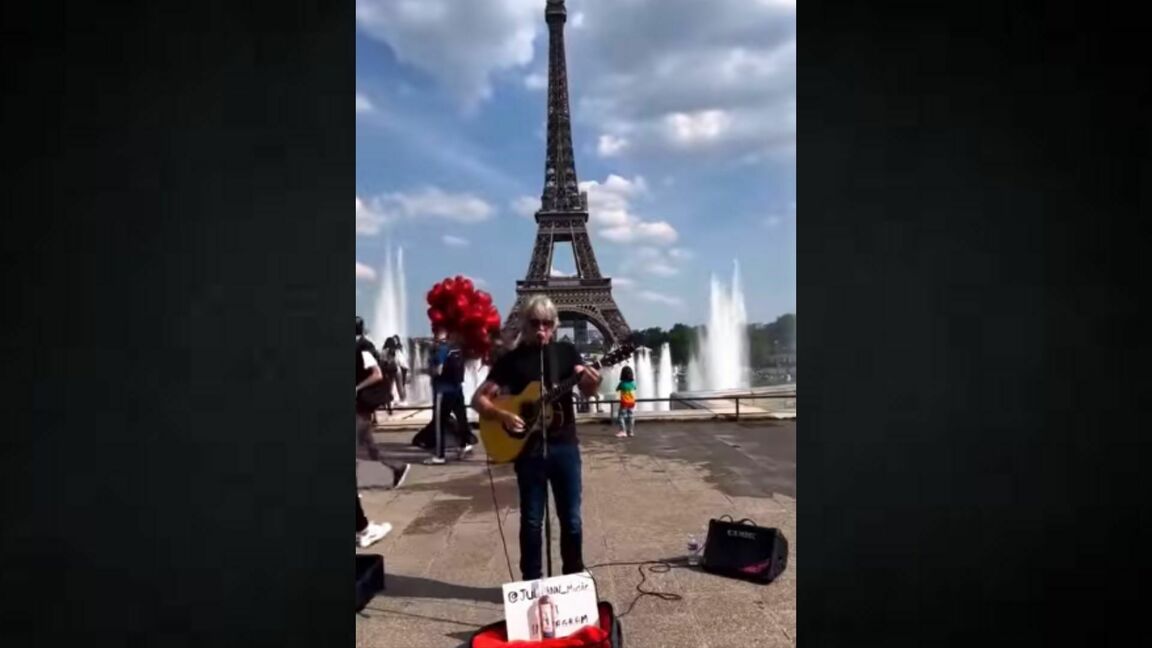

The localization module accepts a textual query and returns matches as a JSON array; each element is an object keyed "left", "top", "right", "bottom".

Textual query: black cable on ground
[
  {"left": 486, "top": 457, "right": 516, "bottom": 581},
  {"left": 584, "top": 560, "right": 686, "bottom": 618},
  {"left": 487, "top": 457, "right": 687, "bottom": 618}
]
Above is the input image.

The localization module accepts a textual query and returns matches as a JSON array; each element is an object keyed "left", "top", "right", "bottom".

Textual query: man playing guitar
[{"left": 471, "top": 295, "right": 601, "bottom": 580}]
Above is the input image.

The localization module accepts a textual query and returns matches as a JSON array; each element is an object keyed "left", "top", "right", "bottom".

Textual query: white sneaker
[
  {"left": 423, "top": 456, "right": 447, "bottom": 465},
  {"left": 357, "top": 522, "right": 392, "bottom": 549},
  {"left": 457, "top": 444, "right": 474, "bottom": 460},
  {"left": 392, "top": 463, "right": 411, "bottom": 489}
]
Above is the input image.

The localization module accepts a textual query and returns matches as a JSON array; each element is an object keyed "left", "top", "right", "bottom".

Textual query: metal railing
[{"left": 374, "top": 392, "right": 796, "bottom": 422}]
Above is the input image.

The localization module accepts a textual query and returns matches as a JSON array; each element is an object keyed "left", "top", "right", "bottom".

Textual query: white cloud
[
  {"left": 442, "top": 235, "right": 471, "bottom": 248},
  {"left": 665, "top": 109, "right": 733, "bottom": 146},
  {"left": 357, "top": 188, "right": 494, "bottom": 236},
  {"left": 356, "top": 0, "right": 540, "bottom": 110},
  {"left": 395, "top": 188, "right": 493, "bottom": 222},
  {"left": 637, "top": 290, "right": 685, "bottom": 308},
  {"left": 581, "top": 174, "right": 647, "bottom": 228},
  {"left": 597, "top": 134, "right": 629, "bottom": 157},
  {"left": 569, "top": 0, "right": 795, "bottom": 161},
  {"left": 469, "top": 276, "right": 489, "bottom": 288},
  {"left": 611, "top": 276, "right": 636, "bottom": 289},
  {"left": 355, "top": 262, "right": 377, "bottom": 281},
  {"left": 356, "top": 195, "right": 390, "bottom": 236},
  {"left": 394, "top": 187, "right": 493, "bottom": 222},
  {"left": 622, "top": 246, "right": 689, "bottom": 278},
  {"left": 601, "top": 221, "right": 678, "bottom": 245},
  {"left": 356, "top": 93, "right": 375, "bottom": 114},
  {"left": 356, "top": 0, "right": 794, "bottom": 159},
  {"left": 512, "top": 195, "right": 540, "bottom": 218},
  {"left": 579, "top": 174, "right": 678, "bottom": 246},
  {"left": 764, "top": 201, "right": 796, "bottom": 228},
  {"left": 550, "top": 266, "right": 574, "bottom": 277}
]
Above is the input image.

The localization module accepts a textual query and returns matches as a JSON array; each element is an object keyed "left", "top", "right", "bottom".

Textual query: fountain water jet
[
  {"left": 372, "top": 243, "right": 407, "bottom": 352},
  {"left": 372, "top": 242, "right": 424, "bottom": 404},
  {"left": 633, "top": 348, "right": 656, "bottom": 412},
  {"left": 656, "top": 342, "right": 674, "bottom": 411},
  {"left": 687, "top": 260, "right": 750, "bottom": 391},
  {"left": 396, "top": 247, "right": 408, "bottom": 345},
  {"left": 687, "top": 359, "right": 705, "bottom": 392},
  {"left": 409, "top": 343, "right": 431, "bottom": 405}
]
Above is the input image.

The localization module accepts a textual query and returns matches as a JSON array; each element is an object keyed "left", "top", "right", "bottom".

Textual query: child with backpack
[{"left": 615, "top": 365, "right": 637, "bottom": 438}]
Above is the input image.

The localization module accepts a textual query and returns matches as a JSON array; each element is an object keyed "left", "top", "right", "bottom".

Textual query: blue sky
[{"left": 356, "top": 0, "right": 795, "bottom": 335}]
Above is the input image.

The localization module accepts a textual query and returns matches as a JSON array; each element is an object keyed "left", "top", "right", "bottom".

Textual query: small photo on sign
[{"left": 501, "top": 572, "right": 599, "bottom": 641}]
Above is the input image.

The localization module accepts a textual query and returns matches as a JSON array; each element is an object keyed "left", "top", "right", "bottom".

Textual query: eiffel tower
[{"left": 502, "top": 0, "right": 632, "bottom": 347}]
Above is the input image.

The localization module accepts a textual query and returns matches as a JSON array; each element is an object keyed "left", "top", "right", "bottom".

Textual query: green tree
[
  {"left": 667, "top": 323, "right": 696, "bottom": 366},
  {"left": 621, "top": 314, "right": 793, "bottom": 369}
]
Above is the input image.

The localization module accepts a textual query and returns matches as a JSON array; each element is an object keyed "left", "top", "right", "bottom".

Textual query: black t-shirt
[{"left": 486, "top": 341, "right": 584, "bottom": 448}]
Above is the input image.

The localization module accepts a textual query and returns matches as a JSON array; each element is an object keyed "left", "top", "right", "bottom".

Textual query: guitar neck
[
  {"left": 536, "top": 345, "right": 632, "bottom": 405},
  {"left": 544, "top": 360, "right": 602, "bottom": 404}
]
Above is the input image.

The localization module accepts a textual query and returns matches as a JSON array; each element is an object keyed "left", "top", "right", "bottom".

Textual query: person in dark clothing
[
  {"left": 424, "top": 327, "right": 473, "bottom": 464},
  {"left": 356, "top": 317, "right": 410, "bottom": 487},
  {"left": 357, "top": 318, "right": 397, "bottom": 414},
  {"left": 354, "top": 318, "right": 406, "bottom": 548},
  {"left": 382, "top": 335, "right": 408, "bottom": 403},
  {"left": 471, "top": 295, "right": 602, "bottom": 580}
]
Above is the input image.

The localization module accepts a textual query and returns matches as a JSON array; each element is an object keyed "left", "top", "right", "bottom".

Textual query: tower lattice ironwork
[{"left": 502, "top": 0, "right": 632, "bottom": 346}]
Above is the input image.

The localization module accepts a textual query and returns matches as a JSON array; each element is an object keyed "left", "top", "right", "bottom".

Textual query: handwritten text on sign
[{"left": 501, "top": 572, "right": 599, "bottom": 641}]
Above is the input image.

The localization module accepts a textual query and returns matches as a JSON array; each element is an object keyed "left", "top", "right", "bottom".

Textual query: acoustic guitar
[{"left": 478, "top": 344, "right": 636, "bottom": 464}]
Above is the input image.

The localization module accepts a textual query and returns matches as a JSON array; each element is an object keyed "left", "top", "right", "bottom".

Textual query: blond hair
[{"left": 511, "top": 294, "right": 559, "bottom": 348}]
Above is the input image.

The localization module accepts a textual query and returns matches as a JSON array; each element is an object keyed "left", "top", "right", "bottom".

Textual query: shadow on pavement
[
  {"left": 360, "top": 605, "right": 482, "bottom": 647},
  {"left": 382, "top": 573, "right": 503, "bottom": 604}
]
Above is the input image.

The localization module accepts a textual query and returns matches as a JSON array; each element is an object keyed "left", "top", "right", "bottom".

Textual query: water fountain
[
  {"left": 373, "top": 242, "right": 435, "bottom": 406},
  {"left": 408, "top": 343, "right": 431, "bottom": 405},
  {"left": 372, "top": 244, "right": 407, "bottom": 347},
  {"left": 367, "top": 251, "right": 754, "bottom": 416},
  {"left": 686, "top": 360, "right": 705, "bottom": 394},
  {"left": 688, "top": 260, "right": 751, "bottom": 391},
  {"left": 657, "top": 342, "right": 674, "bottom": 411},
  {"left": 633, "top": 347, "right": 656, "bottom": 412}
]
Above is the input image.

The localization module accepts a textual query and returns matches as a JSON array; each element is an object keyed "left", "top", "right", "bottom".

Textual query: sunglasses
[{"left": 528, "top": 318, "right": 555, "bottom": 329}]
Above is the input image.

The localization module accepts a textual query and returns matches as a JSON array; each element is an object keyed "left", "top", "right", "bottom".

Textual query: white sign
[{"left": 501, "top": 572, "right": 599, "bottom": 641}]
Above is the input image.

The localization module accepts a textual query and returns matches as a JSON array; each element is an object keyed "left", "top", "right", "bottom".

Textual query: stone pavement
[{"left": 356, "top": 420, "right": 796, "bottom": 648}]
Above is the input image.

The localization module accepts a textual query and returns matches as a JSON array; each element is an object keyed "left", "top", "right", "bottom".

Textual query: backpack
[
  {"left": 357, "top": 336, "right": 381, "bottom": 367},
  {"left": 356, "top": 338, "right": 392, "bottom": 411}
]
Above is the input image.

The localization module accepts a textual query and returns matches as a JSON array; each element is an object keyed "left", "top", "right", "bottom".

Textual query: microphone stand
[{"left": 539, "top": 344, "right": 553, "bottom": 579}]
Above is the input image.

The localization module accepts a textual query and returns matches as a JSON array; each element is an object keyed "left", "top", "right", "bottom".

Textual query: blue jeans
[
  {"left": 514, "top": 440, "right": 583, "bottom": 580},
  {"left": 617, "top": 407, "right": 635, "bottom": 434}
]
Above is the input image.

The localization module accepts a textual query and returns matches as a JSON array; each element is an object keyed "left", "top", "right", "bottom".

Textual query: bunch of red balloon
[{"left": 426, "top": 276, "right": 501, "bottom": 361}]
